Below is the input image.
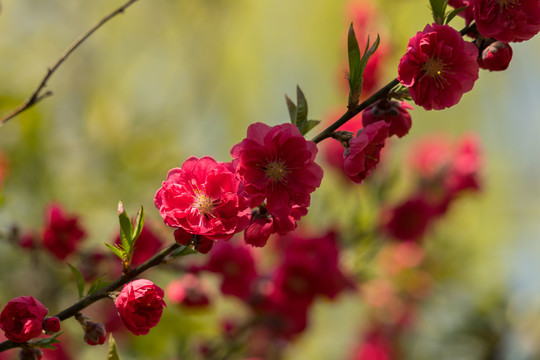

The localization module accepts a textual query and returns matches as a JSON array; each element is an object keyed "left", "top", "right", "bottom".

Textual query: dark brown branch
[
  {"left": 0, "top": 0, "right": 140, "bottom": 127},
  {"left": 0, "top": 241, "right": 182, "bottom": 352}
]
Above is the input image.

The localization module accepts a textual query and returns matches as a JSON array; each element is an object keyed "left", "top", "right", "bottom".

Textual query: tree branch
[
  {"left": 0, "top": 0, "right": 141, "bottom": 127},
  {"left": 0, "top": 241, "right": 182, "bottom": 352}
]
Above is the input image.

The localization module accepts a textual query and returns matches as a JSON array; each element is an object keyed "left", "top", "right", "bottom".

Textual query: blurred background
[{"left": 0, "top": 0, "right": 539, "bottom": 359}]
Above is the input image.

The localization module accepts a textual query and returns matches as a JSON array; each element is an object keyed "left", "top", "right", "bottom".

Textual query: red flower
[
  {"left": 382, "top": 195, "right": 438, "bottom": 242},
  {"left": 398, "top": 24, "right": 479, "bottom": 110},
  {"left": 202, "top": 240, "right": 258, "bottom": 300},
  {"left": 42, "top": 204, "right": 86, "bottom": 260},
  {"left": 472, "top": 0, "right": 540, "bottom": 43},
  {"left": 115, "top": 279, "right": 166, "bottom": 335},
  {"left": 230, "top": 122, "right": 323, "bottom": 221},
  {"left": 343, "top": 122, "right": 390, "bottom": 184},
  {"left": 154, "top": 156, "right": 251, "bottom": 241},
  {"left": 362, "top": 99, "right": 414, "bottom": 138},
  {"left": 478, "top": 41, "right": 513, "bottom": 71},
  {"left": 448, "top": 0, "right": 474, "bottom": 25},
  {"left": 0, "top": 296, "right": 48, "bottom": 343}
]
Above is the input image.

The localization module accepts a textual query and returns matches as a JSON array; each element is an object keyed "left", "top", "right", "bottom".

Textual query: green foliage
[
  {"left": 285, "top": 86, "right": 320, "bottom": 136},
  {"left": 30, "top": 332, "right": 62, "bottom": 349},
  {"left": 445, "top": 6, "right": 466, "bottom": 25},
  {"left": 67, "top": 263, "right": 85, "bottom": 300},
  {"left": 347, "top": 24, "right": 380, "bottom": 107},
  {"left": 107, "top": 334, "right": 121, "bottom": 360},
  {"left": 429, "top": 0, "right": 448, "bottom": 24},
  {"left": 106, "top": 202, "right": 145, "bottom": 273},
  {"left": 169, "top": 244, "right": 198, "bottom": 259}
]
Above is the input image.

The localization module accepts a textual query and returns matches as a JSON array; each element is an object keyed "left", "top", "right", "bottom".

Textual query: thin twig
[{"left": 0, "top": 0, "right": 140, "bottom": 127}]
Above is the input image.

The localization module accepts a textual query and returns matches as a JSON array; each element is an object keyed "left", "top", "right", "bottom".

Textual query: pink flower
[
  {"left": 362, "top": 100, "right": 414, "bottom": 138},
  {"left": 154, "top": 156, "right": 251, "bottom": 241},
  {"left": 321, "top": 110, "right": 363, "bottom": 170},
  {"left": 478, "top": 41, "right": 513, "bottom": 71},
  {"left": 166, "top": 274, "right": 211, "bottom": 307},
  {"left": 244, "top": 208, "right": 275, "bottom": 247},
  {"left": 343, "top": 122, "right": 390, "bottom": 184},
  {"left": 448, "top": 0, "right": 474, "bottom": 25},
  {"left": 230, "top": 123, "right": 323, "bottom": 222},
  {"left": 398, "top": 24, "right": 479, "bottom": 110},
  {"left": 0, "top": 296, "right": 48, "bottom": 343},
  {"left": 381, "top": 195, "right": 438, "bottom": 242},
  {"left": 202, "top": 240, "right": 258, "bottom": 300},
  {"left": 472, "top": 0, "right": 540, "bottom": 43},
  {"left": 115, "top": 279, "right": 166, "bottom": 335},
  {"left": 42, "top": 204, "right": 86, "bottom": 260}
]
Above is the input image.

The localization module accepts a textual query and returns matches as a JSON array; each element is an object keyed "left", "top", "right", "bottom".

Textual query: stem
[
  {"left": 0, "top": 0, "right": 141, "bottom": 127},
  {"left": 311, "top": 78, "right": 399, "bottom": 144},
  {"left": 0, "top": 241, "right": 182, "bottom": 352}
]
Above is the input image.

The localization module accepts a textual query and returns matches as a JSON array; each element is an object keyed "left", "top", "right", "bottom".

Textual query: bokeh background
[{"left": 0, "top": 0, "right": 540, "bottom": 359}]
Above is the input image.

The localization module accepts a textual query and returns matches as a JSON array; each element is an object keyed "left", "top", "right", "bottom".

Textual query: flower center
[
  {"left": 192, "top": 193, "right": 215, "bottom": 216},
  {"left": 497, "top": 0, "right": 520, "bottom": 9},
  {"left": 423, "top": 57, "right": 445, "bottom": 78},
  {"left": 264, "top": 160, "right": 288, "bottom": 182}
]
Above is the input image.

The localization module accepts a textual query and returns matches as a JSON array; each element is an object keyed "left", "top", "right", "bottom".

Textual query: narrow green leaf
[
  {"left": 67, "top": 264, "right": 85, "bottom": 300},
  {"left": 117, "top": 201, "right": 132, "bottom": 255},
  {"left": 30, "top": 332, "right": 62, "bottom": 349},
  {"left": 105, "top": 243, "right": 124, "bottom": 260},
  {"left": 299, "top": 119, "right": 320, "bottom": 136},
  {"left": 87, "top": 277, "right": 110, "bottom": 296},
  {"left": 295, "top": 85, "right": 308, "bottom": 130},
  {"left": 429, "top": 0, "right": 448, "bottom": 24},
  {"left": 445, "top": 6, "right": 466, "bottom": 24},
  {"left": 347, "top": 23, "right": 362, "bottom": 106},
  {"left": 169, "top": 245, "right": 198, "bottom": 259},
  {"left": 131, "top": 205, "right": 145, "bottom": 246},
  {"left": 107, "top": 334, "right": 121, "bottom": 360},
  {"left": 285, "top": 94, "right": 297, "bottom": 124}
]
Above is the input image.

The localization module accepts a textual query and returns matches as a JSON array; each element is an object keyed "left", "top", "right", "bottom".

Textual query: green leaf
[
  {"left": 285, "top": 94, "right": 297, "bottom": 124},
  {"left": 87, "top": 277, "right": 110, "bottom": 296},
  {"left": 30, "top": 332, "right": 62, "bottom": 349},
  {"left": 429, "top": 0, "right": 448, "bottom": 24},
  {"left": 445, "top": 6, "right": 466, "bottom": 24},
  {"left": 131, "top": 205, "right": 145, "bottom": 245},
  {"left": 295, "top": 86, "right": 308, "bottom": 130},
  {"left": 347, "top": 23, "right": 362, "bottom": 106},
  {"left": 169, "top": 245, "right": 198, "bottom": 259},
  {"left": 300, "top": 119, "right": 320, "bottom": 135},
  {"left": 105, "top": 243, "right": 124, "bottom": 260},
  {"left": 117, "top": 201, "right": 132, "bottom": 255},
  {"left": 107, "top": 334, "right": 121, "bottom": 360},
  {"left": 67, "top": 264, "right": 85, "bottom": 300}
]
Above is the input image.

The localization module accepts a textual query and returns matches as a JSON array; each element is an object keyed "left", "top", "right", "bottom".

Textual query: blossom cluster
[
  {"left": 166, "top": 231, "right": 351, "bottom": 355},
  {"left": 382, "top": 134, "right": 481, "bottom": 242},
  {"left": 154, "top": 122, "right": 324, "bottom": 249}
]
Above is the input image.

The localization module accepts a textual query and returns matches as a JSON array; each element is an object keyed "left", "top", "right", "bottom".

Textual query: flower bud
[
  {"left": 83, "top": 321, "right": 107, "bottom": 346},
  {"left": 478, "top": 41, "right": 513, "bottom": 71},
  {"left": 43, "top": 316, "right": 61, "bottom": 334},
  {"left": 362, "top": 99, "right": 413, "bottom": 138},
  {"left": 19, "top": 347, "right": 42, "bottom": 360}
]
